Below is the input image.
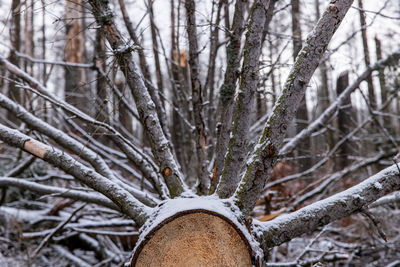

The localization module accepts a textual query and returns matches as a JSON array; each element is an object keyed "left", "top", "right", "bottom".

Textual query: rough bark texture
[
  {"left": 131, "top": 210, "right": 254, "bottom": 267},
  {"left": 118, "top": 0, "right": 172, "bottom": 145},
  {"left": 88, "top": 0, "right": 185, "bottom": 197},
  {"left": 217, "top": 0, "right": 271, "bottom": 198},
  {"left": 291, "top": 0, "right": 311, "bottom": 171},
  {"left": 235, "top": 0, "right": 354, "bottom": 214},
  {"left": 0, "top": 93, "right": 157, "bottom": 206},
  {"left": 0, "top": 55, "right": 167, "bottom": 199},
  {"left": 212, "top": 0, "right": 246, "bottom": 193}
]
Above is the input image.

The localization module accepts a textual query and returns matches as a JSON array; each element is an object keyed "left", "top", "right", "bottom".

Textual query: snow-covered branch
[
  {"left": 0, "top": 177, "right": 118, "bottom": 210},
  {"left": 87, "top": 0, "right": 186, "bottom": 197},
  {"left": 0, "top": 123, "right": 152, "bottom": 226},
  {"left": 217, "top": 0, "right": 271, "bottom": 198},
  {"left": 254, "top": 164, "right": 400, "bottom": 252},
  {"left": 0, "top": 55, "right": 167, "bottom": 198},
  {"left": 211, "top": 0, "right": 246, "bottom": 193},
  {"left": 235, "top": 0, "right": 354, "bottom": 214},
  {"left": 280, "top": 47, "right": 400, "bottom": 156}
]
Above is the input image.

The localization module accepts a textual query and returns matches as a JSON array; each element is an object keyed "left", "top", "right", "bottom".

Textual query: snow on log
[{"left": 131, "top": 197, "right": 261, "bottom": 267}]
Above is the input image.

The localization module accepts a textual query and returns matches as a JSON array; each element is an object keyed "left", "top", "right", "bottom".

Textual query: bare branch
[
  {"left": 0, "top": 123, "right": 151, "bottom": 226},
  {"left": 33, "top": 203, "right": 86, "bottom": 257},
  {"left": 235, "top": 0, "right": 354, "bottom": 214},
  {"left": 88, "top": 0, "right": 186, "bottom": 197},
  {"left": 281, "top": 47, "right": 400, "bottom": 156},
  {"left": 0, "top": 177, "right": 118, "bottom": 210},
  {"left": 211, "top": 0, "right": 246, "bottom": 193},
  {"left": 217, "top": 0, "right": 271, "bottom": 198},
  {"left": 0, "top": 55, "right": 167, "bottom": 198},
  {"left": 0, "top": 93, "right": 158, "bottom": 206}
]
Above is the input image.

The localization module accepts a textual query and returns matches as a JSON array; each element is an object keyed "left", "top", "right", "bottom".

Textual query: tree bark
[
  {"left": 291, "top": 0, "right": 311, "bottom": 171},
  {"left": 88, "top": 0, "right": 186, "bottom": 197},
  {"left": 7, "top": 0, "right": 22, "bottom": 123},
  {"left": 235, "top": 0, "right": 354, "bottom": 214},
  {"left": 0, "top": 123, "right": 151, "bottom": 226},
  {"left": 65, "top": 0, "right": 88, "bottom": 114},
  {"left": 211, "top": 0, "right": 246, "bottom": 193},
  {"left": 357, "top": 0, "right": 377, "bottom": 110},
  {"left": 217, "top": 0, "right": 271, "bottom": 198},
  {"left": 185, "top": 0, "right": 210, "bottom": 194},
  {"left": 336, "top": 71, "right": 354, "bottom": 170}
]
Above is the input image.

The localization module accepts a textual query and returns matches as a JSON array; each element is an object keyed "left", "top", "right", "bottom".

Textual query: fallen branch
[
  {"left": 254, "top": 164, "right": 400, "bottom": 253},
  {"left": 0, "top": 177, "right": 118, "bottom": 210},
  {"left": 0, "top": 123, "right": 151, "bottom": 226}
]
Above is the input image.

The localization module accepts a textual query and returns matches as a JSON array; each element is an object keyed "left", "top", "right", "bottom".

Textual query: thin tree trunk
[
  {"left": 148, "top": 0, "right": 165, "bottom": 107},
  {"left": 205, "top": 0, "right": 223, "bottom": 137},
  {"left": 336, "top": 71, "right": 354, "bottom": 170},
  {"left": 185, "top": 0, "right": 210, "bottom": 194},
  {"left": 65, "top": 0, "right": 88, "bottom": 115},
  {"left": 291, "top": 0, "right": 311, "bottom": 171},
  {"left": 315, "top": 0, "right": 334, "bottom": 170},
  {"left": 357, "top": 0, "right": 376, "bottom": 110},
  {"left": 235, "top": 0, "right": 354, "bottom": 214},
  {"left": 118, "top": 0, "right": 172, "bottom": 146},
  {"left": 170, "top": 0, "right": 191, "bottom": 176},
  {"left": 89, "top": 0, "right": 186, "bottom": 197},
  {"left": 374, "top": 36, "right": 390, "bottom": 127},
  {"left": 7, "top": 0, "right": 22, "bottom": 123},
  {"left": 94, "top": 28, "right": 109, "bottom": 124}
]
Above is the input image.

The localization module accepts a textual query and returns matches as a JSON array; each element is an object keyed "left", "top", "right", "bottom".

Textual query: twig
[
  {"left": 53, "top": 244, "right": 92, "bottom": 267},
  {"left": 360, "top": 209, "right": 388, "bottom": 242},
  {"left": 33, "top": 203, "right": 86, "bottom": 257}
]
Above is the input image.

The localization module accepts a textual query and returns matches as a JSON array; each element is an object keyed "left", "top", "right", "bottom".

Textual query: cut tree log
[{"left": 131, "top": 209, "right": 258, "bottom": 267}]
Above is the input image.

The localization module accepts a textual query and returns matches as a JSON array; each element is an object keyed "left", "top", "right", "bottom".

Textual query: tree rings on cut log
[{"left": 131, "top": 209, "right": 256, "bottom": 267}]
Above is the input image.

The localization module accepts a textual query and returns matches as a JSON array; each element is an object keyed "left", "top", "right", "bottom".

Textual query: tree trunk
[
  {"left": 7, "top": 0, "right": 22, "bottom": 124},
  {"left": 336, "top": 71, "right": 354, "bottom": 171},
  {"left": 291, "top": 0, "right": 311, "bottom": 171},
  {"left": 94, "top": 28, "right": 109, "bottom": 124},
  {"left": 374, "top": 36, "right": 390, "bottom": 127},
  {"left": 357, "top": 0, "right": 376, "bottom": 111},
  {"left": 314, "top": 0, "right": 334, "bottom": 170},
  {"left": 148, "top": 0, "right": 164, "bottom": 107},
  {"left": 65, "top": 0, "right": 88, "bottom": 115}
]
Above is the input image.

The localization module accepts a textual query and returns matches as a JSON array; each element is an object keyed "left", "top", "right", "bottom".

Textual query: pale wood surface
[{"left": 132, "top": 211, "right": 253, "bottom": 267}]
